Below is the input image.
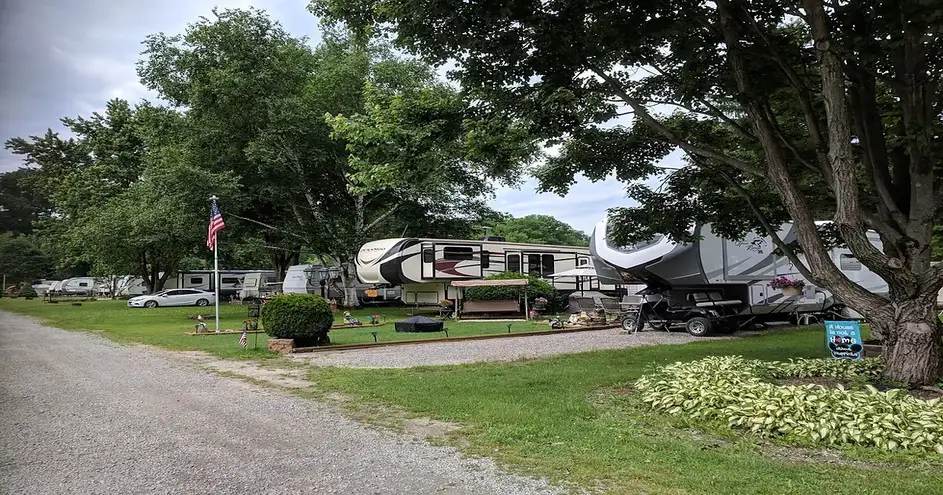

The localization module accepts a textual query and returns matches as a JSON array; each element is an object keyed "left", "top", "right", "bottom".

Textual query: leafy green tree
[
  {"left": 137, "top": 9, "right": 532, "bottom": 305},
  {"left": 0, "top": 168, "right": 51, "bottom": 235},
  {"left": 71, "top": 159, "right": 239, "bottom": 293},
  {"left": 313, "top": 0, "right": 943, "bottom": 384},
  {"left": 487, "top": 214, "right": 589, "bottom": 246},
  {"left": 5, "top": 100, "right": 238, "bottom": 293},
  {"left": 0, "top": 233, "right": 54, "bottom": 284}
]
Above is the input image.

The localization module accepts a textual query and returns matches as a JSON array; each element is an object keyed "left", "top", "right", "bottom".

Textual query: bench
[
  {"left": 688, "top": 292, "right": 742, "bottom": 308},
  {"left": 461, "top": 300, "right": 520, "bottom": 315}
]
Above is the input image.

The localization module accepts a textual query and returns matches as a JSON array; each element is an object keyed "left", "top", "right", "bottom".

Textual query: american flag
[
  {"left": 206, "top": 198, "right": 226, "bottom": 251},
  {"left": 239, "top": 329, "right": 248, "bottom": 347}
]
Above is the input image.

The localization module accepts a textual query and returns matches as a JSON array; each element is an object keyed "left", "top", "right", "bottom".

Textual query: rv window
[
  {"left": 541, "top": 254, "right": 554, "bottom": 276},
  {"left": 422, "top": 248, "right": 434, "bottom": 263},
  {"left": 481, "top": 250, "right": 490, "bottom": 269},
  {"left": 527, "top": 254, "right": 542, "bottom": 276},
  {"left": 190, "top": 277, "right": 204, "bottom": 285},
  {"left": 443, "top": 246, "right": 474, "bottom": 261},
  {"left": 840, "top": 254, "right": 862, "bottom": 271},
  {"left": 221, "top": 277, "right": 239, "bottom": 284},
  {"left": 507, "top": 254, "right": 521, "bottom": 273},
  {"left": 79, "top": 282, "right": 88, "bottom": 287}
]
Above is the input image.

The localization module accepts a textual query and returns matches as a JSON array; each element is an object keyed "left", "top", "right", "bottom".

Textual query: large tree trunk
[
  {"left": 338, "top": 261, "right": 360, "bottom": 308},
  {"left": 871, "top": 294, "right": 943, "bottom": 386}
]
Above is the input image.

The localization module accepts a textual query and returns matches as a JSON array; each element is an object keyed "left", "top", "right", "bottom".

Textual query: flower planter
[{"left": 782, "top": 286, "right": 801, "bottom": 297}]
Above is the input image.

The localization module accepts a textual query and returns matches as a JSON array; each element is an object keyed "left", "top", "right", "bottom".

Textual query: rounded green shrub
[
  {"left": 261, "top": 293, "right": 334, "bottom": 346},
  {"left": 464, "top": 271, "right": 555, "bottom": 303},
  {"left": 18, "top": 283, "right": 38, "bottom": 298}
]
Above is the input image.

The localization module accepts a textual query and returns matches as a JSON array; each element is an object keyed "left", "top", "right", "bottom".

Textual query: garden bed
[
  {"left": 776, "top": 376, "right": 943, "bottom": 401},
  {"left": 635, "top": 356, "right": 943, "bottom": 454}
]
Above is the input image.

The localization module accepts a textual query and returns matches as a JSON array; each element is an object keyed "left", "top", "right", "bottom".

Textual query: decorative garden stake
[
  {"left": 506, "top": 323, "right": 512, "bottom": 334},
  {"left": 371, "top": 331, "right": 378, "bottom": 343}
]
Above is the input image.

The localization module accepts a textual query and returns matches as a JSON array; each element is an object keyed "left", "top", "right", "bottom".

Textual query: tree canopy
[
  {"left": 312, "top": 0, "right": 943, "bottom": 384},
  {"left": 487, "top": 214, "right": 589, "bottom": 246}
]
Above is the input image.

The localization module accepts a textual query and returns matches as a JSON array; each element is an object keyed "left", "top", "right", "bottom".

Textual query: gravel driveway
[
  {"left": 300, "top": 327, "right": 713, "bottom": 368},
  {"left": 0, "top": 312, "right": 560, "bottom": 495}
]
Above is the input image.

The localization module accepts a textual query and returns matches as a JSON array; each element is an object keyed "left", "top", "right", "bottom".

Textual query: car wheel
[
  {"left": 685, "top": 317, "right": 713, "bottom": 337},
  {"left": 621, "top": 315, "right": 638, "bottom": 332},
  {"left": 196, "top": 298, "right": 209, "bottom": 307},
  {"left": 144, "top": 300, "right": 158, "bottom": 308}
]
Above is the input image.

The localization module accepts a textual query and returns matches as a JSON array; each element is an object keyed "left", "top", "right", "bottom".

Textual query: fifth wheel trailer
[
  {"left": 356, "top": 236, "right": 622, "bottom": 305},
  {"left": 589, "top": 218, "right": 890, "bottom": 324}
]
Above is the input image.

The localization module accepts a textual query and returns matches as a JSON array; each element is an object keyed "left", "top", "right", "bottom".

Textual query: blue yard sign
[{"left": 824, "top": 320, "right": 864, "bottom": 360}]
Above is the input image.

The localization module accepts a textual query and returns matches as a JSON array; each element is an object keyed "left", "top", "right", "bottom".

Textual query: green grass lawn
[
  {"left": 0, "top": 298, "right": 554, "bottom": 357},
  {"left": 4, "top": 297, "right": 940, "bottom": 493},
  {"left": 312, "top": 328, "right": 943, "bottom": 495}
]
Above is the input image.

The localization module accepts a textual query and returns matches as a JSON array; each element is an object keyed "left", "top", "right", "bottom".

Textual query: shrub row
[{"left": 634, "top": 356, "right": 943, "bottom": 454}]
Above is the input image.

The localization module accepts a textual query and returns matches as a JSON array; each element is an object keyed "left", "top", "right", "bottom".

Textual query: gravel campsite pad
[
  {"left": 0, "top": 312, "right": 561, "bottom": 495},
  {"left": 298, "top": 328, "right": 714, "bottom": 368}
]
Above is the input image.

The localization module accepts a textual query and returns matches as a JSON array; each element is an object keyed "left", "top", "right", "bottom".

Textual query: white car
[{"left": 127, "top": 289, "right": 217, "bottom": 308}]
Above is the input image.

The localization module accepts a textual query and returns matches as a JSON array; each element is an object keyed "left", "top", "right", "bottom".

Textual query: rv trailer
[
  {"left": 590, "top": 218, "right": 889, "bottom": 328},
  {"left": 356, "top": 237, "right": 620, "bottom": 305},
  {"left": 283, "top": 264, "right": 402, "bottom": 305}
]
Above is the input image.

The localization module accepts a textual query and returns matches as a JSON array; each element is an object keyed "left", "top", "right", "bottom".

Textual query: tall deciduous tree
[
  {"left": 313, "top": 0, "right": 943, "bottom": 384},
  {"left": 138, "top": 8, "right": 532, "bottom": 305}
]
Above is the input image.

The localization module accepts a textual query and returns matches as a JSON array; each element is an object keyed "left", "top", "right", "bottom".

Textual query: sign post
[{"left": 824, "top": 320, "right": 864, "bottom": 360}]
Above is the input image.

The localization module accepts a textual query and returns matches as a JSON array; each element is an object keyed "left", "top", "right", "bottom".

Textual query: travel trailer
[
  {"left": 284, "top": 264, "right": 402, "bottom": 305},
  {"left": 356, "top": 236, "right": 620, "bottom": 305},
  {"left": 238, "top": 271, "right": 279, "bottom": 301},
  {"left": 56, "top": 277, "right": 109, "bottom": 296},
  {"left": 589, "top": 217, "right": 889, "bottom": 325}
]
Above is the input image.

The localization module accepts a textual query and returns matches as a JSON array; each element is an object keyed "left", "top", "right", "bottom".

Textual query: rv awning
[
  {"left": 451, "top": 279, "right": 528, "bottom": 287},
  {"left": 548, "top": 267, "right": 599, "bottom": 278}
]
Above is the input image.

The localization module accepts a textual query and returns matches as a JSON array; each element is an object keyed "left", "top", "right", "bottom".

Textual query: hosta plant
[{"left": 635, "top": 356, "right": 943, "bottom": 454}]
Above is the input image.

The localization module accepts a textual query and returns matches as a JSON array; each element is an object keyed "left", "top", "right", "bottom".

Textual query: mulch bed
[{"left": 776, "top": 377, "right": 943, "bottom": 401}]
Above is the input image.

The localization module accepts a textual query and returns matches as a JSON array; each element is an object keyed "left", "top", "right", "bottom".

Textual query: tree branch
[
  {"left": 716, "top": 0, "right": 887, "bottom": 311},
  {"left": 227, "top": 213, "right": 309, "bottom": 243},
  {"left": 802, "top": 0, "right": 920, "bottom": 294},
  {"left": 717, "top": 168, "right": 815, "bottom": 280},
  {"left": 643, "top": 61, "right": 756, "bottom": 141},
  {"left": 364, "top": 202, "right": 401, "bottom": 233},
  {"left": 586, "top": 64, "right": 766, "bottom": 176}
]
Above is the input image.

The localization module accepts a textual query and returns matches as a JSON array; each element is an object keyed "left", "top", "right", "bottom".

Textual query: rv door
[{"left": 420, "top": 242, "right": 435, "bottom": 279}]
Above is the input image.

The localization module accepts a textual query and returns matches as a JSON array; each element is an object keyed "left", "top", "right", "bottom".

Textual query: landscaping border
[{"left": 291, "top": 322, "right": 622, "bottom": 353}]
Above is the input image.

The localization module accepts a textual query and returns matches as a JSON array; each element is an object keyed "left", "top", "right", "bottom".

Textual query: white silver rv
[
  {"left": 356, "top": 237, "right": 618, "bottom": 305},
  {"left": 589, "top": 218, "right": 889, "bottom": 323}
]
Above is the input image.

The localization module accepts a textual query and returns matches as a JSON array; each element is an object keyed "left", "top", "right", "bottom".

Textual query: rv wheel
[
  {"left": 685, "top": 317, "right": 713, "bottom": 337},
  {"left": 621, "top": 315, "right": 641, "bottom": 332}
]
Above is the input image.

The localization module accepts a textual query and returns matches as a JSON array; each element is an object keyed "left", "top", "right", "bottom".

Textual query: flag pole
[
  {"left": 214, "top": 232, "right": 220, "bottom": 332},
  {"left": 210, "top": 195, "right": 221, "bottom": 332}
]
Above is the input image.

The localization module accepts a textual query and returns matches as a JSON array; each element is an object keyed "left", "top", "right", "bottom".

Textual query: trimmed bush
[
  {"left": 465, "top": 271, "right": 555, "bottom": 305},
  {"left": 261, "top": 293, "right": 334, "bottom": 346},
  {"left": 18, "top": 283, "right": 38, "bottom": 298},
  {"left": 635, "top": 356, "right": 943, "bottom": 453}
]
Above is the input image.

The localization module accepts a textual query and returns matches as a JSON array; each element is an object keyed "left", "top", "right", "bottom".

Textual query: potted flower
[{"left": 769, "top": 276, "right": 805, "bottom": 297}]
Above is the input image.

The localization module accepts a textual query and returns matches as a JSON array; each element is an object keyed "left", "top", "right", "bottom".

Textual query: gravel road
[
  {"left": 0, "top": 312, "right": 561, "bottom": 495},
  {"left": 300, "top": 327, "right": 714, "bottom": 368}
]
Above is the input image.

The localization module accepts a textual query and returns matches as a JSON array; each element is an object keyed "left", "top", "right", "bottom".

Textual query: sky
[{"left": 0, "top": 0, "right": 680, "bottom": 235}]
